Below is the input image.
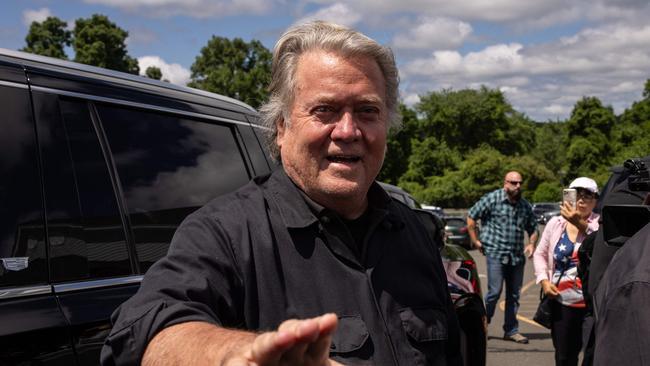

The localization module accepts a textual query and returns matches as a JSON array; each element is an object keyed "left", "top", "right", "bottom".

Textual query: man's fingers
[
  {"left": 303, "top": 314, "right": 338, "bottom": 362},
  {"left": 277, "top": 320, "right": 318, "bottom": 363},
  {"left": 317, "top": 313, "right": 338, "bottom": 335},
  {"left": 249, "top": 330, "right": 296, "bottom": 364}
]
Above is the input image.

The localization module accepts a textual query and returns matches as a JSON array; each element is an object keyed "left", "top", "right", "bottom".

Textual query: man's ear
[{"left": 276, "top": 118, "right": 286, "bottom": 148}]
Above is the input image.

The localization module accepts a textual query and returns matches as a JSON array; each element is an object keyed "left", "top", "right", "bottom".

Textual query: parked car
[
  {"left": 532, "top": 202, "right": 561, "bottom": 224},
  {"left": 421, "top": 204, "right": 446, "bottom": 218},
  {"left": 445, "top": 216, "right": 472, "bottom": 249},
  {"left": 379, "top": 183, "right": 487, "bottom": 366},
  {"left": 0, "top": 48, "right": 273, "bottom": 365}
]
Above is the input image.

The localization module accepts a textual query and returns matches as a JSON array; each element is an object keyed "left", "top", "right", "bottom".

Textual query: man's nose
[{"left": 330, "top": 112, "right": 361, "bottom": 141}]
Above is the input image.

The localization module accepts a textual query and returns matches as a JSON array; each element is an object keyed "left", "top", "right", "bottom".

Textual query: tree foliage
[
  {"left": 189, "top": 36, "right": 271, "bottom": 109},
  {"left": 73, "top": 14, "right": 139, "bottom": 74},
  {"left": 378, "top": 104, "right": 419, "bottom": 184},
  {"left": 416, "top": 87, "right": 526, "bottom": 155},
  {"left": 386, "top": 81, "right": 650, "bottom": 208},
  {"left": 532, "top": 181, "right": 563, "bottom": 202},
  {"left": 145, "top": 66, "right": 163, "bottom": 80},
  {"left": 21, "top": 16, "right": 71, "bottom": 59}
]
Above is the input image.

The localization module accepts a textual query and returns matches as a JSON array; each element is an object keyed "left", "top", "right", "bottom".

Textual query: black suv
[{"left": 0, "top": 48, "right": 272, "bottom": 365}]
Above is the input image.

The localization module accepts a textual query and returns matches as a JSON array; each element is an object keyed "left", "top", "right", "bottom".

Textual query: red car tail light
[{"left": 461, "top": 259, "right": 479, "bottom": 294}]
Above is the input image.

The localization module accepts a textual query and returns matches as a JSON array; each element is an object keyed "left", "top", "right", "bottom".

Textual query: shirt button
[{"left": 321, "top": 216, "right": 331, "bottom": 224}]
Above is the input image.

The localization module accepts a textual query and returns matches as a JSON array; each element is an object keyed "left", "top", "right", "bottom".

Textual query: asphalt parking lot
[{"left": 471, "top": 246, "right": 558, "bottom": 366}]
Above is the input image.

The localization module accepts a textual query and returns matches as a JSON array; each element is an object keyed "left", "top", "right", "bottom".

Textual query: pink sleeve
[{"left": 533, "top": 217, "right": 558, "bottom": 284}]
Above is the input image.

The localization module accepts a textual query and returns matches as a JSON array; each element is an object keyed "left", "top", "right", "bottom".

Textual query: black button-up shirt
[{"left": 101, "top": 169, "right": 461, "bottom": 365}]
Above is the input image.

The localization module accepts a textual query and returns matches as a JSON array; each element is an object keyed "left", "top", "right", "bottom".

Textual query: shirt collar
[{"left": 263, "top": 169, "right": 391, "bottom": 229}]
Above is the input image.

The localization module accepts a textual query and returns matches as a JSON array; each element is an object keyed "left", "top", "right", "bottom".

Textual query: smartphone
[{"left": 563, "top": 188, "right": 577, "bottom": 209}]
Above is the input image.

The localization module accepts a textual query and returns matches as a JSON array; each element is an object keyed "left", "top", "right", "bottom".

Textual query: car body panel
[{"left": 0, "top": 49, "right": 271, "bottom": 365}]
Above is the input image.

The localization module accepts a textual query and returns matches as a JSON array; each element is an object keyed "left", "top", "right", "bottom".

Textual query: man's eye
[
  {"left": 359, "top": 106, "right": 379, "bottom": 114},
  {"left": 313, "top": 106, "right": 334, "bottom": 114},
  {"left": 357, "top": 106, "right": 380, "bottom": 120}
]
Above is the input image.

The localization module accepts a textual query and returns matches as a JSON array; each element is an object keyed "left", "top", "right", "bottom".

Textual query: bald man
[{"left": 467, "top": 171, "right": 538, "bottom": 344}]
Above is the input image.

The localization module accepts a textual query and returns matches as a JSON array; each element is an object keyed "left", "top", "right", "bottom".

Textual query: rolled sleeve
[
  {"left": 468, "top": 195, "right": 489, "bottom": 221},
  {"left": 100, "top": 212, "right": 243, "bottom": 365}
]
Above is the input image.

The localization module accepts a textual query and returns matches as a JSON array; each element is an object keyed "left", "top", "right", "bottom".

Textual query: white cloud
[
  {"left": 402, "top": 93, "right": 420, "bottom": 106},
  {"left": 294, "top": 3, "right": 361, "bottom": 27},
  {"left": 22, "top": 8, "right": 53, "bottom": 26},
  {"left": 137, "top": 55, "right": 191, "bottom": 85},
  {"left": 83, "top": 0, "right": 272, "bottom": 18},
  {"left": 399, "top": 21, "right": 650, "bottom": 121},
  {"left": 392, "top": 16, "right": 472, "bottom": 50},
  {"left": 310, "top": 0, "right": 569, "bottom": 24}
]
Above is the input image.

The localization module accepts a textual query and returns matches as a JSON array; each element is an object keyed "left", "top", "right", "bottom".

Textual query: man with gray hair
[{"left": 101, "top": 21, "right": 460, "bottom": 366}]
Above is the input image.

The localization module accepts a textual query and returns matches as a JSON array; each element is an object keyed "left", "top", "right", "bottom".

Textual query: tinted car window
[
  {"left": 0, "top": 86, "right": 47, "bottom": 287},
  {"left": 238, "top": 125, "right": 271, "bottom": 177},
  {"left": 97, "top": 104, "right": 251, "bottom": 273},
  {"left": 35, "top": 96, "right": 131, "bottom": 282}
]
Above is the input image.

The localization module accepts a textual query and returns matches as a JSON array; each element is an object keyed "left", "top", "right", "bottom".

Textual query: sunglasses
[{"left": 506, "top": 180, "right": 523, "bottom": 186}]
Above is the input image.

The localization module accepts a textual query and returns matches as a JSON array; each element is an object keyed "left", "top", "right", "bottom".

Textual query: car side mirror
[{"left": 413, "top": 209, "right": 445, "bottom": 251}]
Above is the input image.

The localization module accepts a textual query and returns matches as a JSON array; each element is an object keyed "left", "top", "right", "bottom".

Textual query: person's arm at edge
[
  {"left": 142, "top": 314, "right": 340, "bottom": 366},
  {"left": 142, "top": 322, "right": 256, "bottom": 365},
  {"left": 466, "top": 216, "right": 481, "bottom": 251},
  {"left": 533, "top": 218, "right": 556, "bottom": 282},
  {"left": 533, "top": 218, "right": 560, "bottom": 297}
]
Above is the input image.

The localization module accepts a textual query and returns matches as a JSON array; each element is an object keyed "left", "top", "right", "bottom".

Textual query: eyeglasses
[
  {"left": 577, "top": 191, "right": 596, "bottom": 202},
  {"left": 506, "top": 180, "right": 523, "bottom": 186}
]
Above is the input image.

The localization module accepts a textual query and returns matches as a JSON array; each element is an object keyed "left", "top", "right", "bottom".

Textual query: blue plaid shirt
[{"left": 468, "top": 188, "right": 537, "bottom": 265}]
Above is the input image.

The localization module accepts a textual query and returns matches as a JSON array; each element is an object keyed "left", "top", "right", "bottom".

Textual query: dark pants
[{"left": 551, "top": 300, "right": 586, "bottom": 366}]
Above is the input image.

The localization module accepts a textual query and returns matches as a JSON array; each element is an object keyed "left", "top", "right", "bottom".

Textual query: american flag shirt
[{"left": 551, "top": 230, "right": 585, "bottom": 308}]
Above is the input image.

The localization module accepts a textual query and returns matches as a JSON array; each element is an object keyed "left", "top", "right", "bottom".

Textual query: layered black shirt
[{"left": 101, "top": 169, "right": 461, "bottom": 365}]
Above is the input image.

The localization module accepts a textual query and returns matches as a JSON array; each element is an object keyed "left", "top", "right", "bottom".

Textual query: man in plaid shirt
[{"left": 467, "top": 171, "right": 538, "bottom": 344}]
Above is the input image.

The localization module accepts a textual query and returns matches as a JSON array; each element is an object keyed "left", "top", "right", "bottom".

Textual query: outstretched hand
[{"left": 223, "top": 314, "right": 342, "bottom": 366}]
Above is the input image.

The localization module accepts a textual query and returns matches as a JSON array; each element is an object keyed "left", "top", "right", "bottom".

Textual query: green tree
[
  {"left": 145, "top": 66, "right": 162, "bottom": 80},
  {"left": 566, "top": 96, "right": 615, "bottom": 139},
  {"left": 189, "top": 36, "right": 271, "bottom": 109},
  {"left": 609, "top": 80, "right": 650, "bottom": 167},
  {"left": 416, "top": 86, "right": 524, "bottom": 155},
  {"left": 73, "top": 14, "right": 139, "bottom": 74},
  {"left": 408, "top": 145, "right": 506, "bottom": 207},
  {"left": 400, "top": 138, "right": 460, "bottom": 185},
  {"left": 378, "top": 104, "right": 419, "bottom": 184},
  {"left": 620, "top": 79, "right": 650, "bottom": 125},
  {"left": 21, "top": 16, "right": 71, "bottom": 59},
  {"left": 532, "top": 181, "right": 563, "bottom": 202},
  {"left": 505, "top": 154, "right": 556, "bottom": 197},
  {"left": 531, "top": 121, "right": 568, "bottom": 175},
  {"left": 565, "top": 97, "right": 616, "bottom": 180}
]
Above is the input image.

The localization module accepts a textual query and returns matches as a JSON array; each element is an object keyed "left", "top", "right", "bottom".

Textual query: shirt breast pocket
[
  {"left": 329, "top": 315, "right": 373, "bottom": 365},
  {"left": 493, "top": 207, "right": 510, "bottom": 224},
  {"left": 399, "top": 306, "right": 448, "bottom": 365}
]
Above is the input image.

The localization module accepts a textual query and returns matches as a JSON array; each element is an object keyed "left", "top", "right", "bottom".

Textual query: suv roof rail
[{"left": 0, "top": 47, "right": 256, "bottom": 113}]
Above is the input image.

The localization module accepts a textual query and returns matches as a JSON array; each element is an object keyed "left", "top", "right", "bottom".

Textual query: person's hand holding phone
[{"left": 560, "top": 201, "right": 581, "bottom": 225}]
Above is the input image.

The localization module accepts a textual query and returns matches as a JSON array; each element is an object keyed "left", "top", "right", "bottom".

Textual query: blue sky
[{"left": 2, "top": 0, "right": 649, "bottom": 121}]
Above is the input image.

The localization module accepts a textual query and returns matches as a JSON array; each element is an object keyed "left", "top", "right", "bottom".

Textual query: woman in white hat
[{"left": 533, "top": 177, "right": 600, "bottom": 366}]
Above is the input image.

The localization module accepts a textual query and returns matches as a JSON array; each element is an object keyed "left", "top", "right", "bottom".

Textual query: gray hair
[{"left": 258, "top": 20, "right": 401, "bottom": 162}]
